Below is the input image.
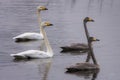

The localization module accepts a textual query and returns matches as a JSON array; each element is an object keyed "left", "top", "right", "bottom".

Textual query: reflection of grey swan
[
  {"left": 60, "top": 17, "right": 97, "bottom": 52},
  {"left": 13, "top": 6, "right": 48, "bottom": 42},
  {"left": 11, "top": 22, "right": 54, "bottom": 59}
]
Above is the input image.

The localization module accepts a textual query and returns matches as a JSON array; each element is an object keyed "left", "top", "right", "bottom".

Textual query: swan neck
[
  {"left": 41, "top": 26, "right": 53, "bottom": 56},
  {"left": 83, "top": 21, "right": 90, "bottom": 42},
  {"left": 84, "top": 21, "right": 98, "bottom": 65},
  {"left": 37, "top": 10, "right": 42, "bottom": 33}
]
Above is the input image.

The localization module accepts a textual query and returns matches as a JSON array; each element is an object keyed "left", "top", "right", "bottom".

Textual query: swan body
[
  {"left": 11, "top": 50, "right": 52, "bottom": 59},
  {"left": 61, "top": 37, "right": 99, "bottom": 52},
  {"left": 66, "top": 62, "right": 99, "bottom": 73},
  {"left": 13, "top": 32, "right": 43, "bottom": 42},
  {"left": 13, "top": 6, "right": 48, "bottom": 42},
  {"left": 11, "top": 22, "right": 54, "bottom": 59},
  {"left": 60, "top": 17, "right": 95, "bottom": 52},
  {"left": 61, "top": 43, "right": 89, "bottom": 52}
]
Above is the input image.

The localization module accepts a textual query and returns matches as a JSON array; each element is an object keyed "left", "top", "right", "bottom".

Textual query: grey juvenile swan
[{"left": 60, "top": 17, "right": 98, "bottom": 52}]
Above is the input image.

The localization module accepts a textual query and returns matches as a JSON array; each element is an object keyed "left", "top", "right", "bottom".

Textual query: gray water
[{"left": 0, "top": 0, "right": 120, "bottom": 80}]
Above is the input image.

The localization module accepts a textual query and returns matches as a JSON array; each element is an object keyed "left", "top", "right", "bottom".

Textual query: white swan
[
  {"left": 11, "top": 22, "right": 54, "bottom": 59},
  {"left": 13, "top": 6, "right": 48, "bottom": 42}
]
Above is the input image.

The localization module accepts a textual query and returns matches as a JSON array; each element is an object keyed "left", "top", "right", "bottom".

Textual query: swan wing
[
  {"left": 13, "top": 32, "right": 43, "bottom": 40},
  {"left": 10, "top": 50, "right": 51, "bottom": 59},
  {"left": 71, "top": 43, "right": 88, "bottom": 47}
]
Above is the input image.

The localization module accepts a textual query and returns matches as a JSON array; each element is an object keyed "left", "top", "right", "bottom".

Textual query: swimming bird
[
  {"left": 60, "top": 17, "right": 95, "bottom": 52},
  {"left": 61, "top": 37, "right": 99, "bottom": 52},
  {"left": 66, "top": 17, "right": 100, "bottom": 72},
  {"left": 66, "top": 37, "right": 100, "bottom": 72},
  {"left": 11, "top": 22, "right": 54, "bottom": 59},
  {"left": 13, "top": 6, "right": 48, "bottom": 42}
]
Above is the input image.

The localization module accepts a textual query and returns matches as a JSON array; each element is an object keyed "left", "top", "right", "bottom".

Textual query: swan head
[
  {"left": 41, "top": 22, "right": 53, "bottom": 27},
  {"left": 89, "top": 37, "right": 100, "bottom": 42},
  {"left": 84, "top": 17, "right": 94, "bottom": 22},
  {"left": 37, "top": 6, "right": 48, "bottom": 11}
]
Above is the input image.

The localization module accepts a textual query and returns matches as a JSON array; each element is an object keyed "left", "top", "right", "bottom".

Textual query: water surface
[{"left": 0, "top": 0, "right": 120, "bottom": 80}]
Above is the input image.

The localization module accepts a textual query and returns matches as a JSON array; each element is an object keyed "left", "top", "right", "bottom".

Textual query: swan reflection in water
[
  {"left": 13, "top": 58, "right": 52, "bottom": 80},
  {"left": 13, "top": 38, "right": 52, "bottom": 80},
  {"left": 66, "top": 51, "right": 99, "bottom": 80},
  {"left": 66, "top": 69, "right": 99, "bottom": 80},
  {"left": 87, "top": 0, "right": 114, "bottom": 14},
  {"left": 37, "top": 58, "right": 52, "bottom": 80}
]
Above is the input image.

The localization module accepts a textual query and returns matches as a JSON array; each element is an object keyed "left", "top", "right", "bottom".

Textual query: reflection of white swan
[
  {"left": 11, "top": 22, "right": 54, "bottom": 59},
  {"left": 13, "top": 6, "right": 48, "bottom": 42},
  {"left": 37, "top": 58, "right": 52, "bottom": 80}
]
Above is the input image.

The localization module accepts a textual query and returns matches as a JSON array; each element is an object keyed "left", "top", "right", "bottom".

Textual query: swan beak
[
  {"left": 90, "top": 37, "right": 100, "bottom": 41},
  {"left": 95, "top": 39, "right": 100, "bottom": 41},
  {"left": 45, "top": 22, "right": 53, "bottom": 26},
  {"left": 93, "top": 38, "right": 100, "bottom": 41},
  {"left": 44, "top": 21, "right": 53, "bottom": 26},
  {"left": 37, "top": 6, "right": 48, "bottom": 11},
  {"left": 43, "top": 8, "right": 48, "bottom": 10},
  {"left": 88, "top": 18, "right": 94, "bottom": 22},
  {"left": 89, "top": 37, "right": 100, "bottom": 42},
  {"left": 48, "top": 24, "right": 53, "bottom": 26}
]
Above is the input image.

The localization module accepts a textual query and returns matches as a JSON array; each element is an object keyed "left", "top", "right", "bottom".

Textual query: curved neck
[
  {"left": 83, "top": 21, "right": 98, "bottom": 65},
  {"left": 41, "top": 25, "right": 53, "bottom": 57},
  {"left": 83, "top": 21, "right": 90, "bottom": 42},
  {"left": 37, "top": 10, "right": 42, "bottom": 33}
]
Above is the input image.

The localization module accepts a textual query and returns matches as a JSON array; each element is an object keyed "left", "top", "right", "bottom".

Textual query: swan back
[
  {"left": 10, "top": 50, "right": 52, "bottom": 59},
  {"left": 13, "top": 32, "right": 43, "bottom": 40}
]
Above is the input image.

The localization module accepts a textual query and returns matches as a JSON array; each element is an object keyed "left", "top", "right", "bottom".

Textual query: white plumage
[
  {"left": 10, "top": 50, "right": 51, "bottom": 59},
  {"left": 13, "top": 32, "right": 43, "bottom": 40},
  {"left": 11, "top": 22, "right": 54, "bottom": 59},
  {"left": 13, "top": 6, "right": 48, "bottom": 42}
]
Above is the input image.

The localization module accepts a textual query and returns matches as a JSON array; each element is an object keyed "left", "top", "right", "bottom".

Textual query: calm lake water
[{"left": 0, "top": 0, "right": 120, "bottom": 80}]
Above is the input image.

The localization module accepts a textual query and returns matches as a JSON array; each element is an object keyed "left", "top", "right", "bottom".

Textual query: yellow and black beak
[
  {"left": 47, "top": 23, "right": 53, "bottom": 26},
  {"left": 44, "top": 22, "right": 53, "bottom": 26},
  {"left": 93, "top": 37, "right": 100, "bottom": 41},
  {"left": 42, "top": 7, "right": 48, "bottom": 10},
  {"left": 88, "top": 18, "right": 94, "bottom": 22},
  {"left": 37, "top": 6, "right": 48, "bottom": 11},
  {"left": 89, "top": 37, "right": 100, "bottom": 42},
  {"left": 95, "top": 39, "right": 100, "bottom": 41}
]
